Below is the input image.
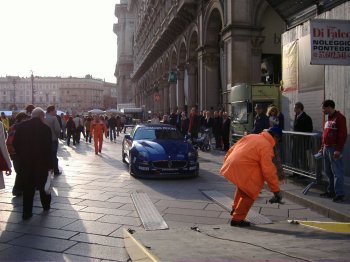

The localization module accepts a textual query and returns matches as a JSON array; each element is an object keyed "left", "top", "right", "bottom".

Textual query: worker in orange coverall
[
  {"left": 90, "top": 115, "right": 107, "bottom": 155},
  {"left": 220, "top": 126, "right": 283, "bottom": 227}
]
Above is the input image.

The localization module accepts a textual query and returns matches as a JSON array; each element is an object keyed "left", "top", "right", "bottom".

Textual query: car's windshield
[{"left": 134, "top": 127, "right": 183, "bottom": 140}]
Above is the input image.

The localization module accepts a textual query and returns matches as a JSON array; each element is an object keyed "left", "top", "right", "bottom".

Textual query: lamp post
[{"left": 30, "top": 70, "right": 35, "bottom": 104}]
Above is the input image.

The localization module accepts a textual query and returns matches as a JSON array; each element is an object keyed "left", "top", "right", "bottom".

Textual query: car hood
[{"left": 135, "top": 139, "right": 191, "bottom": 158}]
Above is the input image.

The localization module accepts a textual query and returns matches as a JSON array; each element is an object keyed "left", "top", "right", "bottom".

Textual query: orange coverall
[
  {"left": 90, "top": 120, "right": 107, "bottom": 154},
  {"left": 220, "top": 131, "right": 280, "bottom": 222}
]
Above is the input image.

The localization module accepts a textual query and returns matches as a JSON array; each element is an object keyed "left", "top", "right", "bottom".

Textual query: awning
[
  {"left": 266, "top": 0, "right": 347, "bottom": 29},
  {"left": 121, "top": 108, "right": 143, "bottom": 113}
]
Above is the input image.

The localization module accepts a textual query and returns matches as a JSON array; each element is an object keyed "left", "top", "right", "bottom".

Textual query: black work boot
[{"left": 230, "top": 220, "right": 251, "bottom": 227}]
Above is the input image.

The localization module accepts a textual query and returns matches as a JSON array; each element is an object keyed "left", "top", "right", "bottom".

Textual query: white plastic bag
[{"left": 44, "top": 171, "right": 53, "bottom": 195}]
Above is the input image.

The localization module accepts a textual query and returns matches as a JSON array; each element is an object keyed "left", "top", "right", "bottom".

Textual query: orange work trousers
[
  {"left": 232, "top": 188, "right": 254, "bottom": 221},
  {"left": 93, "top": 134, "right": 103, "bottom": 153}
]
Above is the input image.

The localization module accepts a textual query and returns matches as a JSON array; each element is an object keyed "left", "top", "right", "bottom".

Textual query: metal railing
[{"left": 280, "top": 131, "right": 324, "bottom": 194}]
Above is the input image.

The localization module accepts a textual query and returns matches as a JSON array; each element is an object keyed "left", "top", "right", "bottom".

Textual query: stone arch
[
  {"left": 177, "top": 37, "right": 187, "bottom": 67},
  {"left": 201, "top": 2, "right": 224, "bottom": 111}
]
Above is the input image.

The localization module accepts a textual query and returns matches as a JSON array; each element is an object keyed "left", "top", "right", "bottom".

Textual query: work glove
[{"left": 269, "top": 191, "right": 282, "bottom": 204}]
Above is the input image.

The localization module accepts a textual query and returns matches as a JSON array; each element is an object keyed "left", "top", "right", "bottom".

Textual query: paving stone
[
  {"left": 163, "top": 213, "right": 229, "bottom": 225},
  {"left": 0, "top": 243, "right": 11, "bottom": 251},
  {"left": 260, "top": 207, "right": 289, "bottom": 217},
  {"left": 98, "top": 215, "right": 141, "bottom": 227},
  {"left": 0, "top": 230, "right": 23, "bottom": 242},
  {"left": 62, "top": 220, "right": 121, "bottom": 235},
  {"left": 20, "top": 214, "right": 76, "bottom": 228},
  {"left": 0, "top": 210, "right": 24, "bottom": 223},
  {"left": 118, "top": 203, "right": 136, "bottom": 211},
  {"left": 78, "top": 200, "right": 125, "bottom": 209},
  {"left": 163, "top": 207, "right": 222, "bottom": 218},
  {"left": 51, "top": 196, "right": 85, "bottom": 205},
  {"left": 289, "top": 208, "right": 327, "bottom": 219},
  {"left": 70, "top": 233, "right": 124, "bottom": 247},
  {"left": 81, "top": 207, "right": 132, "bottom": 217},
  {"left": 0, "top": 246, "right": 101, "bottom": 261},
  {"left": 49, "top": 209, "right": 105, "bottom": 221},
  {"left": 65, "top": 242, "right": 129, "bottom": 261},
  {"left": 107, "top": 196, "right": 133, "bottom": 204},
  {"left": 204, "top": 203, "right": 227, "bottom": 212},
  {"left": 51, "top": 203, "right": 87, "bottom": 211},
  {"left": 9, "top": 235, "right": 77, "bottom": 252},
  {"left": 155, "top": 199, "right": 208, "bottom": 210}
]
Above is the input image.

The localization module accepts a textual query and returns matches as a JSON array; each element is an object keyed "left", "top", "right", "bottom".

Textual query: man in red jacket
[
  {"left": 319, "top": 100, "right": 347, "bottom": 203},
  {"left": 220, "top": 126, "right": 282, "bottom": 227}
]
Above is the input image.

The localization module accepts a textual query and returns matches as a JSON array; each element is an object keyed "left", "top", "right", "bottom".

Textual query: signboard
[
  {"left": 282, "top": 40, "right": 298, "bottom": 92},
  {"left": 310, "top": 19, "right": 350, "bottom": 65}
]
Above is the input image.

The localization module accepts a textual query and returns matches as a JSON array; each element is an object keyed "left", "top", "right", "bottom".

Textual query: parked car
[{"left": 122, "top": 124, "right": 199, "bottom": 178}]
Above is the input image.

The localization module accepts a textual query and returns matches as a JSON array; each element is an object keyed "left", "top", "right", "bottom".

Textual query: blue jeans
[
  {"left": 323, "top": 146, "right": 344, "bottom": 196},
  {"left": 109, "top": 127, "right": 116, "bottom": 141}
]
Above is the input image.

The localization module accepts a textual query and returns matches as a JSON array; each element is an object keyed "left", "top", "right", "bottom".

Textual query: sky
[{"left": 0, "top": 0, "right": 120, "bottom": 83}]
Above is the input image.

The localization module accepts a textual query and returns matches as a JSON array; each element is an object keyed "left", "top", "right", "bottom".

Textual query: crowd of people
[
  {"left": 0, "top": 99, "right": 347, "bottom": 222},
  {"left": 150, "top": 106, "right": 232, "bottom": 151}
]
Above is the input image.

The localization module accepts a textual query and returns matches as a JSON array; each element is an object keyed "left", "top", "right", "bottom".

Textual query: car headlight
[{"left": 138, "top": 151, "right": 149, "bottom": 161}]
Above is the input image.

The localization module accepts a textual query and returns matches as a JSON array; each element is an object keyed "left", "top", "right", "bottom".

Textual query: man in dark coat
[
  {"left": 252, "top": 104, "right": 269, "bottom": 134},
  {"left": 221, "top": 112, "right": 231, "bottom": 151},
  {"left": 13, "top": 107, "right": 53, "bottom": 220},
  {"left": 293, "top": 102, "right": 313, "bottom": 132}
]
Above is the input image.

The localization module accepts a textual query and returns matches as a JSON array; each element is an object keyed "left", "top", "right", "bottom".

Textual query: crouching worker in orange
[
  {"left": 220, "top": 126, "right": 283, "bottom": 227},
  {"left": 90, "top": 115, "right": 107, "bottom": 155}
]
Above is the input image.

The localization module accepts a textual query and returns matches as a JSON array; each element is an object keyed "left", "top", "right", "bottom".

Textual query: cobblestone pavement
[{"left": 0, "top": 135, "right": 334, "bottom": 261}]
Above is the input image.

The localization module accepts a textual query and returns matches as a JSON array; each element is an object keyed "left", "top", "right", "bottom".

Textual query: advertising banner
[
  {"left": 310, "top": 19, "right": 350, "bottom": 65},
  {"left": 282, "top": 40, "right": 298, "bottom": 92}
]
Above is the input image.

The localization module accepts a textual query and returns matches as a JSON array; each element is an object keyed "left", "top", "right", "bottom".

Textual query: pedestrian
[
  {"left": 6, "top": 112, "right": 29, "bottom": 196},
  {"left": 188, "top": 107, "right": 200, "bottom": 140},
  {"left": 90, "top": 115, "right": 107, "bottom": 155},
  {"left": 25, "top": 104, "right": 35, "bottom": 116},
  {"left": 84, "top": 116, "right": 92, "bottom": 143},
  {"left": 169, "top": 109, "right": 177, "bottom": 126},
  {"left": 266, "top": 105, "right": 280, "bottom": 127},
  {"left": 221, "top": 111, "right": 231, "bottom": 151},
  {"left": 13, "top": 107, "right": 53, "bottom": 220},
  {"left": 319, "top": 100, "right": 347, "bottom": 203},
  {"left": 66, "top": 116, "right": 77, "bottom": 146},
  {"left": 162, "top": 114, "right": 169, "bottom": 124},
  {"left": 180, "top": 111, "right": 189, "bottom": 136},
  {"left": 116, "top": 115, "right": 121, "bottom": 136},
  {"left": 44, "top": 106, "right": 61, "bottom": 176},
  {"left": 252, "top": 104, "right": 269, "bottom": 134},
  {"left": 0, "top": 121, "right": 12, "bottom": 191},
  {"left": 1, "top": 112, "right": 10, "bottom": 138},
  {"left": 220, "top": 126, "right": 282, "bottom": 227},
  {"left": 150, "top": 113, "right": 160, "bottom": 124},
  {"left": 73, "top": 115, "right": 84, "bottom": 144},
  {"left": 108, "top": 115, "right": 117, "bottom": 142},
  {"left": 293, "top": 102, "right": 313, "bottom": 132},
  {"left": 60, "top": 113, "right": 67, "bottom": 139},
  {"left": 213, "top": 111, "right": 222, "bottom": 149}
]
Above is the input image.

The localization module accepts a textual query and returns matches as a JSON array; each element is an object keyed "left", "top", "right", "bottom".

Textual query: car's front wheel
[{"left": 128, "top": 155, "right": 134, "bottom": 176}]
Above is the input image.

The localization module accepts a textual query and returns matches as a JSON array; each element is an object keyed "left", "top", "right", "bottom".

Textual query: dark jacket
[
  {"left": 13, "top": 118, "right": 53, "bottom": 188},
  {"left": 252, "top": 113, "right": 269, "bottom": 134},
  {"left": 293, "top": 112, "right": 313, "bottom": 132}
]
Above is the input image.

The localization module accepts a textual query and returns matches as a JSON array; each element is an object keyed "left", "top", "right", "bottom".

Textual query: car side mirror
[{"left": 124, "top": 134, "right": 132, "bottom": 140}]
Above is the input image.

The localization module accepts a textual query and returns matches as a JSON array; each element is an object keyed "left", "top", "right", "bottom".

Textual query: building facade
[
  {"left": 114, "top": 0, "right": 285, "bottom": 115},
  {"left": 0, "top": 76, "right": 117, "bottom": 113}
]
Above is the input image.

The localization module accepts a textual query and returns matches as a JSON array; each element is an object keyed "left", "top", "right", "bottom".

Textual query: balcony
[{"left": 131, "top": 0, "right": 197, "bottom": 80}]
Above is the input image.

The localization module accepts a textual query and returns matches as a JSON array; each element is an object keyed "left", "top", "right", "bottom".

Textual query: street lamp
[{"left": 30, "top": 70, "right": 35, "bottom": 104}]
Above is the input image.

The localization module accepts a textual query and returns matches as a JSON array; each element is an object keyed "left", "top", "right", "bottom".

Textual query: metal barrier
[{"left": 280, "top": 131, "right": 324, "bottom": 194}]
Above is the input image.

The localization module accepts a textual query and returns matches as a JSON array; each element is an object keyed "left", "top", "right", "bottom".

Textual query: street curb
[{"left": 281, "top": 190, "right": 350, "bottom": 222}]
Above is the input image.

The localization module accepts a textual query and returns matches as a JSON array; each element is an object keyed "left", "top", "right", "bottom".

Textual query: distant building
[{"left": 0, "top": 76, "right": 117, "bottom": 113}]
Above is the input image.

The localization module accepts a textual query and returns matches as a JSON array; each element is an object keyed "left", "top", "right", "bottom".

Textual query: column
[
  {"left": 186, "top": 63, "right": 197, "bottom": 109},
  {"left": 176, "top": 68, "right": 185, "bottom": 112},
  {"left": 169, "top": 82, "right": 176, "bottom": 112}
]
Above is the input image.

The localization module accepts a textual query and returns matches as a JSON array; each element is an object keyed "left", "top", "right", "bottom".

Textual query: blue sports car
[{"left": 122, "top": 124, "right": 199, "bottom": 178}]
